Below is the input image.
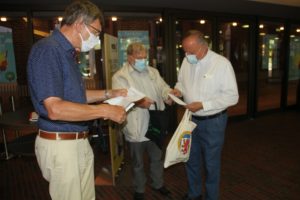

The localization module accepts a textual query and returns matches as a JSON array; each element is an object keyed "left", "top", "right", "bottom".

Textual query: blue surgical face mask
[
  {"left": 134, "top": 59, "right": 147, "bottom": 72},
  {"left": 185, "top": 46, "right": 202, "bottom": 64},
  {"left": 186, "top": 54, "right": 198, "bottom": 64}
]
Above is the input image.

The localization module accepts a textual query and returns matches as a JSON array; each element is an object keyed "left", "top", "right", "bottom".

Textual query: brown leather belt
[{"left": 38, "top": 130, "right": 89, "bottom": 140}]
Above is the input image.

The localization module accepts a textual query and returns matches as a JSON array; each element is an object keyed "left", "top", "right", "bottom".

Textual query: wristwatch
[{"left": 105, "top": 90, "right": 110, "bottom": 99}]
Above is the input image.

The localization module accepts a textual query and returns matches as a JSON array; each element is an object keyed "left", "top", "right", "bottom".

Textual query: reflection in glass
[
  {"left": 32, "top": 13, "right": 62, "bottom": 42},
  {"left": 78, "top": 50, "right": 96, "bottom": 79},
  {"left": 103, "top": 13, "right": 163, "bottom": 76},
  {"left": 287, "top": 25, "right": 300, "bottom": 106},
  {"left": 218, "top": 21, "right": 250, "bottom": 116},
  {"left": 175, "top": 19, "right": 212, "bottom": 75},
  {"left": 257, "top": 21, "right": 284, "bottom": 111}
]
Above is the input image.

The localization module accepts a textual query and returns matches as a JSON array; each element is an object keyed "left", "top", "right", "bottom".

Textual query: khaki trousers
[{"left": 35, "top": 136, "right": 95, "bottom": 200}]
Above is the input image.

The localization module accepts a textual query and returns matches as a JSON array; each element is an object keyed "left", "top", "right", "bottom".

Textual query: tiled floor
[{"left": 1, "top": 110, "right": 300, "bottom": 200}]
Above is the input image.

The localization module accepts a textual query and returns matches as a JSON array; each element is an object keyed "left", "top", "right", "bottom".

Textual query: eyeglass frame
[{"left": 86, "top": 24, "right": 101, "bottom": 36}]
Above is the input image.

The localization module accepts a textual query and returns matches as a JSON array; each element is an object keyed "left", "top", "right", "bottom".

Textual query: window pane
[
  {"left": 173, "top": 18, "right": 212, "bottom": 121},
  {"left": 104, "top": 13, "right": 163, "bottom": 76},
  {"left": 287, "top": 24, "right": 300, "bottom": 106},
  {"left": 218, "top": 20, "right": 250, "bottom": 116},
  {"left": 32, "top": 12, "right": 63, "bottom": 42},
  {"left": 257, "top": 21, "right": 284, "bottom": 111},
  {"left": 175, "top": 19, "right": 212, "bottom": 75}
]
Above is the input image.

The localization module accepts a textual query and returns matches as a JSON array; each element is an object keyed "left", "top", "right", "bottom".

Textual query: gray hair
[
  {"left": 126, "top": 42, "right": 147, "bottom": 56},
  {"left": 183, "top": 30, "right": 208, "bottom": 45},
  {"left": 61, "top": 0, "right": 104, "bottom": 26}
]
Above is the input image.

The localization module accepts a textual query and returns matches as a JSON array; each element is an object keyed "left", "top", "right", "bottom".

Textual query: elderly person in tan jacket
[{"left": 112, "top": 42, "right": 174, "bottom": 200}]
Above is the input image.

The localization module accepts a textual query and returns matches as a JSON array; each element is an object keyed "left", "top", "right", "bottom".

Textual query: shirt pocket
[{"left": 198, "top": 74, "right": 216, "bottom": 98}]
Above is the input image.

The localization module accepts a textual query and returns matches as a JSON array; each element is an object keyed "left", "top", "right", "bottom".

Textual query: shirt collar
[
  {"left": 198, "top": 49, "right": 211, "bottom": 64},
  {"left": 127, "top": 62, "right": 135, "bottom": 73},
  {"left": 52, "top": 28, "right": 75, "bottom": 54}
]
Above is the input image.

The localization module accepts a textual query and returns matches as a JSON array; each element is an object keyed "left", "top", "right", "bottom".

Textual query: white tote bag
[{"left": 164, "top": 109, "right": 197, "bottom": 168}]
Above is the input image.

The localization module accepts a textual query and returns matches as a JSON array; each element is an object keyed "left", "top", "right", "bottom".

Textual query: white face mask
[{"left": 79, "top": 25, "right": 100, "bottom": 52}]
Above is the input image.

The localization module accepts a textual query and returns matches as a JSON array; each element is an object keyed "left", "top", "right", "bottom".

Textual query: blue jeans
[{"left": 186, "top": 113, "right": 227, "bottom": 200}]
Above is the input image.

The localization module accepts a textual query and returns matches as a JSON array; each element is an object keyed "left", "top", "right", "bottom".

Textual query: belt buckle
[
  {"left": 82, "top": 132, "right": 88, "bottom": 139},
  {"left": 56, "top": 133, "right": 62, "bottom": 140}
]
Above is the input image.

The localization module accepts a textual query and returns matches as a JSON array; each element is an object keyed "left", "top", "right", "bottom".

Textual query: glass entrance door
[{"left": 257, "top": 21, "right": 285, "bottom": 111}]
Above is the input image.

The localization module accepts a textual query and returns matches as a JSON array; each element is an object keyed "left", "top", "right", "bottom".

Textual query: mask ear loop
[
  {"left": 84, "top": 25, "right": 92, "bottom": 35},
  {"left": 79, "top": 33, "right": 85, "bottom": 42},
  {"left": 85, "top": 25, "right": 100, "bottom": 40},
  {"left": 76, "top": 22, "right": 88, "bottom": 42}
]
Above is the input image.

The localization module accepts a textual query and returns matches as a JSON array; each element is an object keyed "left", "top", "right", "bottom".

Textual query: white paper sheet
[
  {"left": 168, "top": 93, "right": 186, "bottom": 106},
  {"left": 104, "top": 87, "right": 145, "bottom": 112}
]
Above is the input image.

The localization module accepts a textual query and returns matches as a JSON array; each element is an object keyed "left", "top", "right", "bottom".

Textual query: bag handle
[
  {"left": 183, "top": 109, "right": 193, "bottom": 122},
  {"left": 148, "top": 102, "right": 158, "bottom": 111},
  {"left": 153, "top": 102, "right": 158, "bottom": 110}
]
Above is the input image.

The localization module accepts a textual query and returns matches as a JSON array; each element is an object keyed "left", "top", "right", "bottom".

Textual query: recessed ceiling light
[
  {"left": 111, "top": 16, "right": 117, "bottom": 21},
  {"left": 0, "top": 17, "right": 7, "bottom": 22}
]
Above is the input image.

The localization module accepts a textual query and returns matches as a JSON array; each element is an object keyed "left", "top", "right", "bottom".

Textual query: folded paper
[{"left": 104, "top": 87, "right": 145, "bottom": 112}]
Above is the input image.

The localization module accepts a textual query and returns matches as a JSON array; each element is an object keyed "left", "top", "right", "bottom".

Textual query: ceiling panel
[
  {"left": 0, "top": 0, "right": 300, "bottom": 20},
  {"left": 248, "top": 0, "right": 300, "bottom": 7}
]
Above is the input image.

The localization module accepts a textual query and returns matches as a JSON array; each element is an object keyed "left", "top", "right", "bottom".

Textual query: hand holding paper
[
  {"left": 168, "top": 93, "right": 186, "bottom": 106},
  {"left": 104, "top": 87, "right": 146, "bottom": 112},
  {"left": 135, "top": 97, "right": 154, "bottom": 109},
  {"left": 169, "top": 88, "right": 182, "bottom": 97},
  {"left": 110, "top": 88, "right": 127, "bottom": 98},
  {"left": 185, "top": 101, "right": 203, "bottom": 112}
]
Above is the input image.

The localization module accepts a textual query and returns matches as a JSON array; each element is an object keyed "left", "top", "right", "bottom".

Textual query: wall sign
[{"left": 0, "top": 26, "right": 17, "bottom": 83}]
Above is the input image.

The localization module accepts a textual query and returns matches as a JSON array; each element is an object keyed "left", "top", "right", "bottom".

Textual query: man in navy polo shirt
[{"left": 27, "top": 1, "right": 127, "bottom": 200}]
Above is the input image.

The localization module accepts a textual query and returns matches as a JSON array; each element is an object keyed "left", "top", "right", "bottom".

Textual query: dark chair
[{"left": 7, "top": 133, "right": 36, "bottom": 156}]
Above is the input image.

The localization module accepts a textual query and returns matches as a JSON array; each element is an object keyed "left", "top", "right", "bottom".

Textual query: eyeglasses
[{"left": 86, "top": 24, "right": 101, "bottom": 36}]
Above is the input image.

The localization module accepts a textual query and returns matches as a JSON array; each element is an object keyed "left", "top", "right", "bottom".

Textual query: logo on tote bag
[{"left": 178, "top": 131, "right": 192, "bottom": 155}]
